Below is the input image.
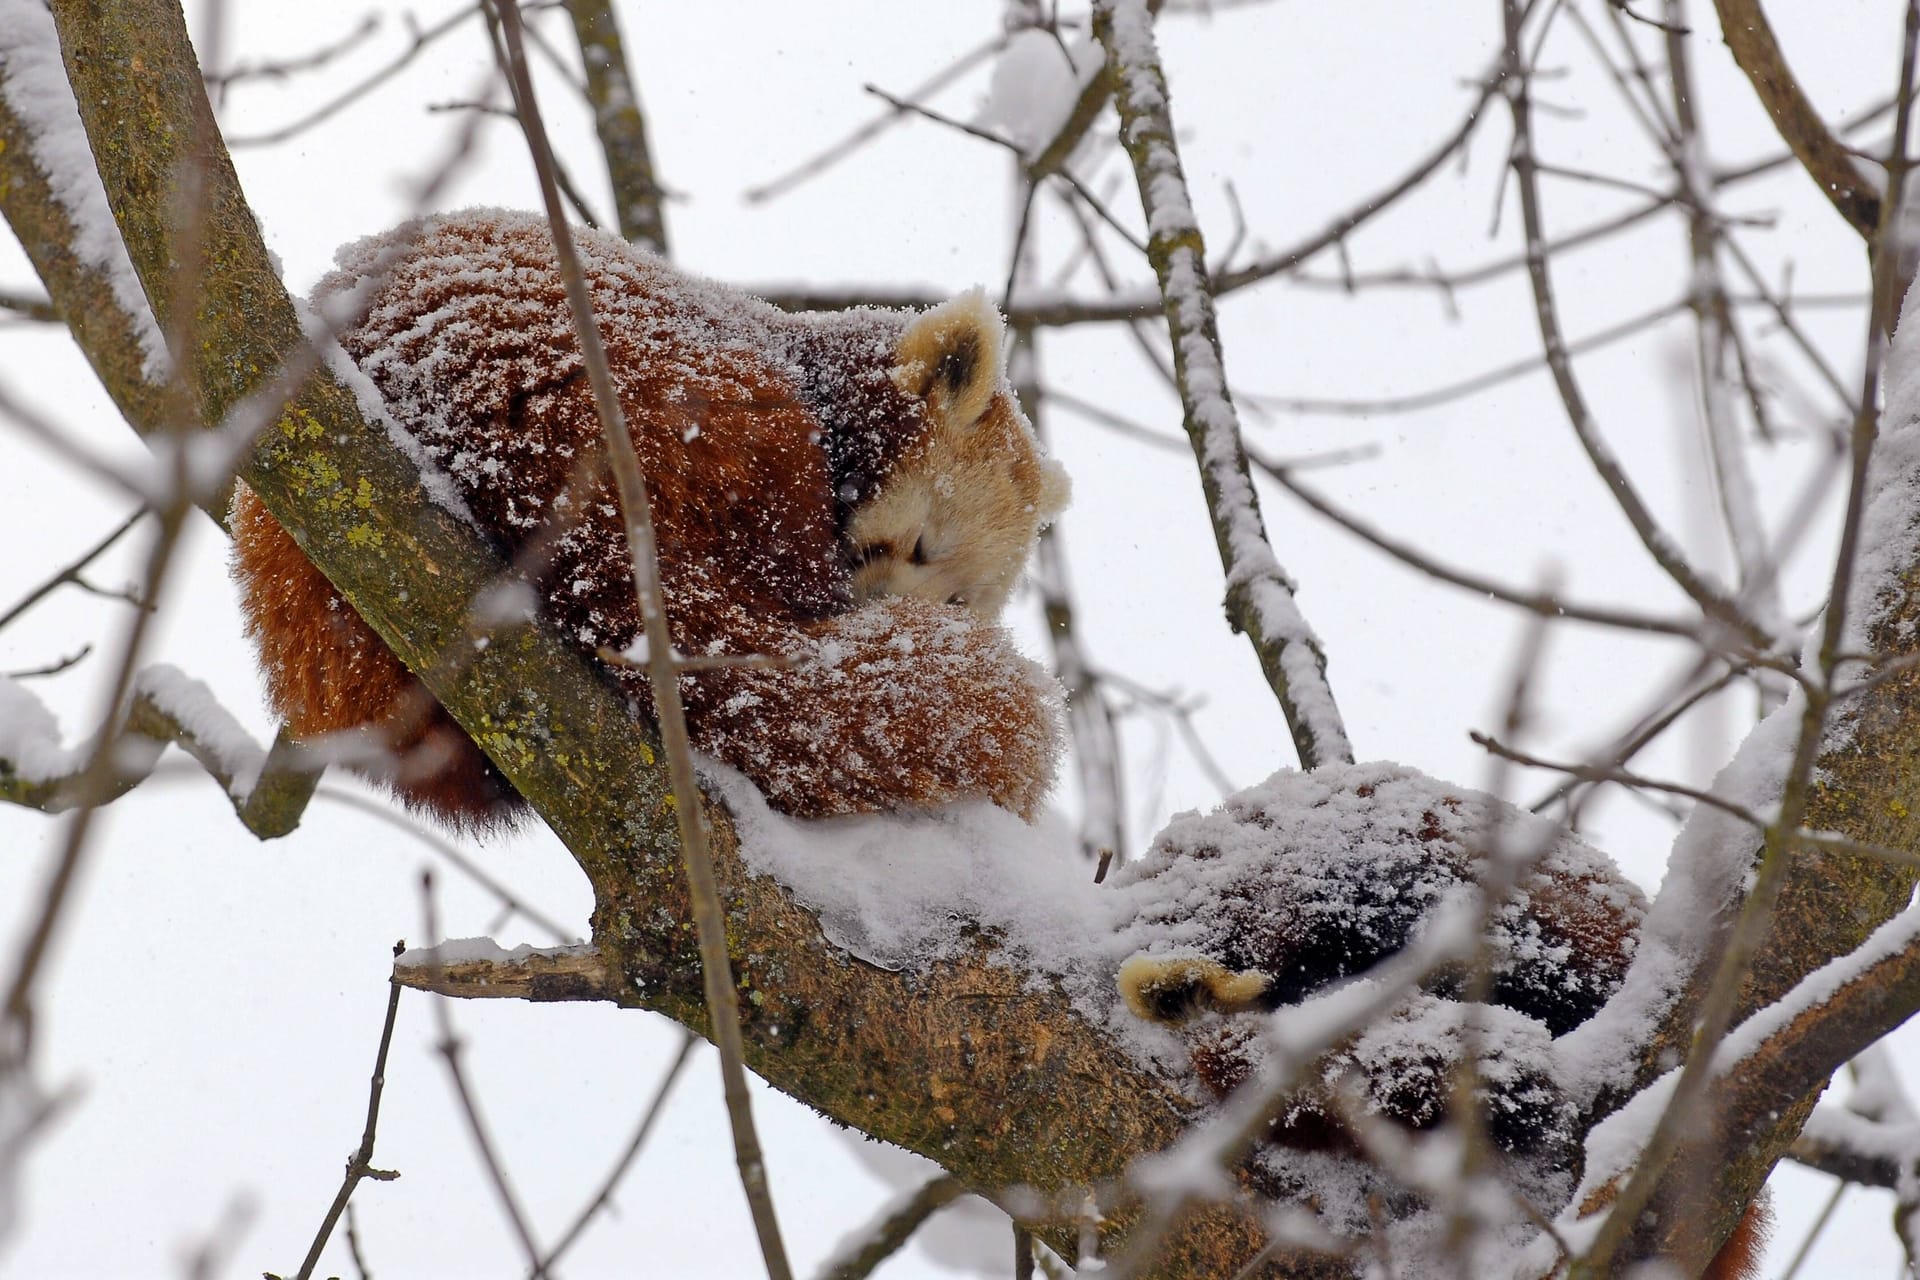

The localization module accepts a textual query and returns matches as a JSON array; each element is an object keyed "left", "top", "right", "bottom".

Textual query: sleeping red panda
[
  {"left": 232, "top": 208, "right": 1068, "bottom": 829},
  {"left": 1111, "top": 762, "right": 1766, "bottom": 1279}
]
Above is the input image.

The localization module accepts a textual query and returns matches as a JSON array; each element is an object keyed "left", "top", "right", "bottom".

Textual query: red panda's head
[{"left": 846, "top": 290, "right": 1070, "bottom": 621}]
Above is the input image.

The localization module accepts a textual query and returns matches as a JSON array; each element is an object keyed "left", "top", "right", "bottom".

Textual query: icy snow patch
[
  {"left": 0, "top": 675, "right": 86, "bottom": 785},
  {"left": 1555, "top": 690, "right": 1801, "bottom": 1107},
  {"left": 709, "top": 758, "right": 1122, "bottom": 985}
]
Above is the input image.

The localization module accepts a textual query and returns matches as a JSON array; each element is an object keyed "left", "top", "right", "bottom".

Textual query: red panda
[
  {"left": 232, "top": 208, "right": 1069, "bottom": 830},
  {"left": 1110, "top": 763, "right": 1766, "bottom": 1278}
]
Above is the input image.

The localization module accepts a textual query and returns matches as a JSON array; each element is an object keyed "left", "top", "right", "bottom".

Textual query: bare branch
[
  {"left": 535, "top": 1031, "right": 698, "bottom": 1275},
  {"left": 1709, "top": 0, "right": 1882, "bottom": 236},
  {"left": 289, "top": 943, "right": 407, "bottom": 1280},
  {"left": 818, "top": 1176, "right": 972, "bottom": 1280},
  {"left": 1501, "top": 6, "right": 1776, "bottom": 654},
  {"left": 492, "top": 4, "right": 794, "bottom": 1273},
  {"left": 562, "top": 0, "right": 669, "bottom": 254}
]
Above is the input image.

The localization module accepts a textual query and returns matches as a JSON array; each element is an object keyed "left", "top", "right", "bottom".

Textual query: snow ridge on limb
[
  {"left": 0, "top": 667, "right": 315, "bottom": 836},
  {"left": 0, "top": 0, "right": 169, "bottom": 380},
  {"left": 1091, "top": 0, "right": 1352, "bottom": 770}
]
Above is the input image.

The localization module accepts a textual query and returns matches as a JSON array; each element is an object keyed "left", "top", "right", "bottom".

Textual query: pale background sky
[{"left": 0, "top": 2, "right": 1909, "bottom": 1276}]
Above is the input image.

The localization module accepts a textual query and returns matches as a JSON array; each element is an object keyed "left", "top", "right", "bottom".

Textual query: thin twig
[
  {"left": 534, "top": 1031, "right": 698, "bottom": 1274},
  {"left": 0, "top": 506, "right": 146, "bottom": 634},
  {"left": 291, "top": 943, "right": 407, "bottom": 1280},
  {"left": 417, "top": 875, "right": 549, "bottom": 1276},
  {"left": 1252, "top": 450, "right": 1713, "bottom": 638},
  {"left": 1501, "top": 7, "right": 1774, "bottom": 654},
  {"left": 818, "top": 1176, "right": 970, "bottom": 1280},
  {"left": 493, "top": 5, "right": 793, "bottom": 1276},
  {"left": 225, "top": 6, "right": 481, "bottom": 147}
]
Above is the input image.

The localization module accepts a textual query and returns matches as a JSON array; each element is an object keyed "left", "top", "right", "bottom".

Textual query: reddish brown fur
[
  {"left": 1702, "top": 1195, "right": 1770, "bottom": 1280},
  {"left": 232, "top": 210, "right": 1061, "bottom": 827}
]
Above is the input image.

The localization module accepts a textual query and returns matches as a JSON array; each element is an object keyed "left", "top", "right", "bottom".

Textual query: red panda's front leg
[{"left": 671, "top": 595, "right": 1064, "bottom": 821}]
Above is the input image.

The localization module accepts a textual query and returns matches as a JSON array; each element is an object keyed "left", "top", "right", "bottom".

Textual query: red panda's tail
[{"left": 230, "top": 484, "right": 523, "bottom": 830}]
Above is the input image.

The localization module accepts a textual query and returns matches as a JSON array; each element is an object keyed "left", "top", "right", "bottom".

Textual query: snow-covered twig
[
  {"left": 1091, "top": 0, "right": 1352, "bottom": 770},
  {"left": 0, "top": 665, "right": 320, "bottom": 839}
]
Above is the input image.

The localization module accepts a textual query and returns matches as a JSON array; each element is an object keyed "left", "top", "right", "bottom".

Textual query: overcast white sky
[{"left": 0, "top": 1, "right": 1911, "bottom": 1276}]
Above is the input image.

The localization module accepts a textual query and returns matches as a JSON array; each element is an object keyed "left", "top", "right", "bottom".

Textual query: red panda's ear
[
  {"left": 891, "top": 289, "right": 1006, "bottom": 429},
  {"left": 1036, "top": 458, "right": 1071, "bottom": 525}
]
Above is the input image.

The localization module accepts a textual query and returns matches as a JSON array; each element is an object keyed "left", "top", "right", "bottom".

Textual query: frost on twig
[
  {"left": 1090, "top": 0, "right": 1351, "bottom": 771},
  {"left": 0, "top": 666, "right": 318, "bottom": 838}
]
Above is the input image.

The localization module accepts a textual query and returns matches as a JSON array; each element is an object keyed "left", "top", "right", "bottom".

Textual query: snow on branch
[
  {"left": 0, "top": 666, "right": 318, "bottom": 837},
  {"left": 0, "top": 0, "right": 169, "bottom": 380},
  {"left": 1090, "top": 0, "right": 1351, "bottom": 770}
]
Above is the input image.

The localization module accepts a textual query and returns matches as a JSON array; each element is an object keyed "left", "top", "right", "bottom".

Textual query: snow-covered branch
[
  {"left": 1091, "top": 0, "right": 1352, "bottom": 771},
  {"left": 0, "top": 666, "right": 316, "bottom": 838}
]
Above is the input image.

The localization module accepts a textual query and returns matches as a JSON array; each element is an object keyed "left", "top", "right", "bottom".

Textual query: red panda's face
[{"left": 844, "top": 292, "right": 1069, "bottom": 621}]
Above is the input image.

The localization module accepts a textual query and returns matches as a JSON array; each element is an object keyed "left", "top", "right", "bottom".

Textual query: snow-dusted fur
[{"left": 232, "top": 209, "right": 1067, "bottom": 828}]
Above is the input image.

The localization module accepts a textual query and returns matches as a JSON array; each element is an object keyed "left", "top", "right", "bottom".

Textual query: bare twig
[
  {"left": 225, "top": 6, "right": 481, "bottom": 147},
  {"left": 0, "top": 288, "right": 58, "bottom": 322},
  {"left": 1709, "top": 0, "right": 1881, "bottom": 235},
  {"left": 562, "top": 0, "right": 669, "bottom": 254},
  {"left": 1252, "top": 450, "right": 1714, "bottom": 638},
  {"left": 290, "top": 943, "right": 407, "bottom": 1280},
  {"left": 0, "top": 507, "right": 146, "bottom": 635},
  {"left": 203, "top": 14, "right": 380, "bottom": 99},
  {"left": 534, "top": 1031, "right": 698, "bottom": 1274},
  {"left": 1501, "top": 4, "right": 1775, "bottom": 654},
  {"left": 743, "top": 35, "right": 1008, "bottom": 203},
  {"left": 493, "top": 5, "right": 793, "bottom": 1275},
  {"left": 417, "top": 878, "right": 549, "bottom": 1276},
  {"left": 818, "top": 1176, "right": 971, "bottom": 1280}
]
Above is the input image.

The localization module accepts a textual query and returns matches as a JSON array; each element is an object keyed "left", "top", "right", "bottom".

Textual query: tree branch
[
  {"left": 1709, "top": 0, "right": 1881, "bottom": 237},
  {"left": 1092, "top": 0, "right": 1352, "bottom": 769}
]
